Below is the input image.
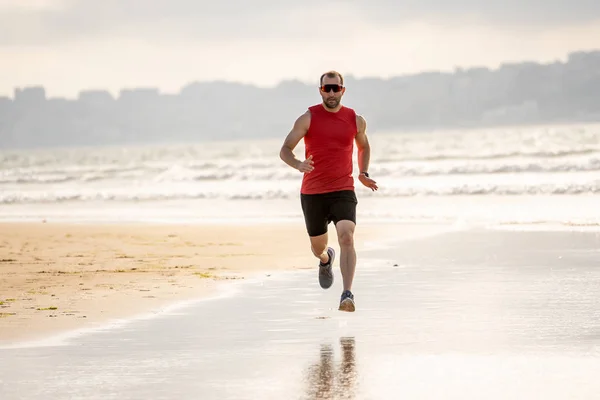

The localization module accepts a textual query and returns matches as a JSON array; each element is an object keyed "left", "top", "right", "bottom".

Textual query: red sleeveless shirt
[{"left": 301, "top": 104, "right": 357, "bottom": 194}]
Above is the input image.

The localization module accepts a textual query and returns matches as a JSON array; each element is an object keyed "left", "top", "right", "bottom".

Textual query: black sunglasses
[{"left": 320, "top": 84, "right": 344, "bottom": 93}]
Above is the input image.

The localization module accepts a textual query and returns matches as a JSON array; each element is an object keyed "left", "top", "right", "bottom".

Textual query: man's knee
[
  {"left": 336, "top": 221, "right": 355, "bottom": 247},
  {"left": 338, "top": 231, "right": 354, "bottom": 247}
]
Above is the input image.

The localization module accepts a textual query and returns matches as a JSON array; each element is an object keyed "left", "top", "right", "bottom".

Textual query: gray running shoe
[{"left": 318, "top": 247, "right": 335, "bottom": 289}]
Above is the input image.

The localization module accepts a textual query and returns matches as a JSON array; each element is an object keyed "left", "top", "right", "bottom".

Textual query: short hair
[{"left": 319, "top": 70, "right": 344, "bottom": 86}]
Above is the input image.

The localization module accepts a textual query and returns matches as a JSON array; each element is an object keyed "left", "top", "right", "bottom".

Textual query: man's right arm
[{"left": 279, "top": 111, "right": 311, "bottom": 170}]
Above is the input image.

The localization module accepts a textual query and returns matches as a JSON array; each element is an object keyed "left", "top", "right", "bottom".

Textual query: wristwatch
[{"left": 360, "top": 171, "right": 369, "bottom": 177}]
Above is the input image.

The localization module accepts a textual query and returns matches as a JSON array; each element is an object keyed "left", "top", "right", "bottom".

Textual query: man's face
[{"left": 319, "top": 75, "right": 345, "bottom": 109}]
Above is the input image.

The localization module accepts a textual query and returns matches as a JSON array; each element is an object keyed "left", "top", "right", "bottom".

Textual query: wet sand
[
  {"left": 0, "top": 221, "right": 447, "bottom": 344},
  {"left": 1, "top": 227, "right": 599, "bottom": 399}
]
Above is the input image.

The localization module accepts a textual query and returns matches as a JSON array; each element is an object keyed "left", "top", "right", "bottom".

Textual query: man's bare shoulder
[
  {"left": 355, "top": 114, "right": 367, "bottom": 132},
  {"left": 295, "top": 110, "right": 312, "bottom": 130},
  {"left": 299, "top": 110, "right": 312, "bottom": 122}
]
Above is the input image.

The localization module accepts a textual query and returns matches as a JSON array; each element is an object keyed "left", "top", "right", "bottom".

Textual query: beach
[
  {"left": 0, "top": 221, "right": 304, "bottom": 343},
  {"left": 0, "top": 220, "right": 444, "bottom": 345},
  {"left": 2, "top": 224, "right": 600, "bottom": 399}
]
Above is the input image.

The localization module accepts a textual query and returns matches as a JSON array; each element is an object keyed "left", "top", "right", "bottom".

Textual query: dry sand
[{"left": 0, "top": 221, "right": 418, "bottom": 344}]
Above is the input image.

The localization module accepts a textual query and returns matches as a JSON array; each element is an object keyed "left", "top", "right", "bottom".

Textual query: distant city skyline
[
  {"left": 1, "top": 0, "right": 600, "bottom": 98},
  {"left": 2, "top": 50, "right": 599, "bottom": 150}
]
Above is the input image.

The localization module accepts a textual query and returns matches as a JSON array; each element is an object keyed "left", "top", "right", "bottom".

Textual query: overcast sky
[{"left": 1, "top": 0, "right": 600, "bottom": 98}]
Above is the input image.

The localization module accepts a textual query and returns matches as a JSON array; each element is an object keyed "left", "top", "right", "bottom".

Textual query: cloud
[
  {"left": 354, "top": 0, "right": 600, "bottom": 25},
  {"left": 0, "top": 0, "right": 341, "bottom": 45},
  {"left": 1, "top": 0, "right": 600, "bottom": 46}
]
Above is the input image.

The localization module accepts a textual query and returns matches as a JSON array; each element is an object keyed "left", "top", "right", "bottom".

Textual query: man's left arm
[{"left": 355, "top": 115, "right": 378, "bottom": 191}]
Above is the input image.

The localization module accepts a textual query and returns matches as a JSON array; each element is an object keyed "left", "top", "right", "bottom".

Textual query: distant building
[
  {"left": 567, "top": 51, "right": 600, "bottom": 68},
  {"left": 14, "top": 86, "right": 46, "bottom": 106},
  {"left": 118, "top": 88, "right": 161, "bottom": 104},
  {"left": 0, "top": 96, "right": 11, "bottom": 120},
  {"left": 0, "top": 96, "right": 11, "bottom": 108},
  {"left": 78, "top": 90, "right": 114, "bottom": 106}
]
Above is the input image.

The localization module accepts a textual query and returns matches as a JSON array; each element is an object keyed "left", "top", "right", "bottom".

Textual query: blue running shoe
[
  {"left": 339, "top": 290, "right": 355, "bottom": 312},
  {"left": 318, "top": 247, "right": 335, "bottom": 289}
]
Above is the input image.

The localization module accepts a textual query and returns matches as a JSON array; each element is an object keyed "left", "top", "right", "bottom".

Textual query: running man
[{"left": 279, "top": 70, "right": 378, "bottom": 312}]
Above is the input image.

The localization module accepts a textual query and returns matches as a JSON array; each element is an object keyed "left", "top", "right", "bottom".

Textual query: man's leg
[
  {"left": 334, "top": 220, "right": 356, "bottom": 292},
  {"left": 309, "top": 232, "right": 329, "bottom": 264},
  {"left": 329, "top": 190, "right": 358, "bottom": 311},
  {"left": 336, "top": 219, "right": 357, "bottom": 311},
  {"left": 311, "top": 232, "right": 336, "bottom": 289},
  {"left": 301, "top": 193, "right": 335, "bottom": 289}
]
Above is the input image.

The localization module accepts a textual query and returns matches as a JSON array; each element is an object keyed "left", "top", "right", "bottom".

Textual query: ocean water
[{"left": 1, "top": 123, "right": 600, "bottom": 228}]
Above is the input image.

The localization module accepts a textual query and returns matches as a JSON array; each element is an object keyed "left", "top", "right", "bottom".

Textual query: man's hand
[
  {"left": 296, "top": 155, "right": 314, "bottom": 173},
  {"left": 358, "top": 173, "right": 378, "bottom": 191}
]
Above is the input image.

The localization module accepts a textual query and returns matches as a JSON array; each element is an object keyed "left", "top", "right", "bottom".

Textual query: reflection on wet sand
[{"left": 304, "top": 337, "right": 357, "bottom": 400}]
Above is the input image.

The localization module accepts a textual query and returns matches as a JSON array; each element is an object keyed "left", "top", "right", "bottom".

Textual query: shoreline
[
  {"left": 0, "top": 220, "right": 451, "bottom": 346},
  {"left": 0, "top": 221, "right": 311, "bottom": 345},
  {"left": 0, "top": 277, "right": 243, "bottom": 349}
]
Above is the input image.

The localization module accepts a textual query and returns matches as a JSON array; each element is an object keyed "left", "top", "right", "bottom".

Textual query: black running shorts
[{"left": 300, "top": 190, "right": 358, "bottom": 237}]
